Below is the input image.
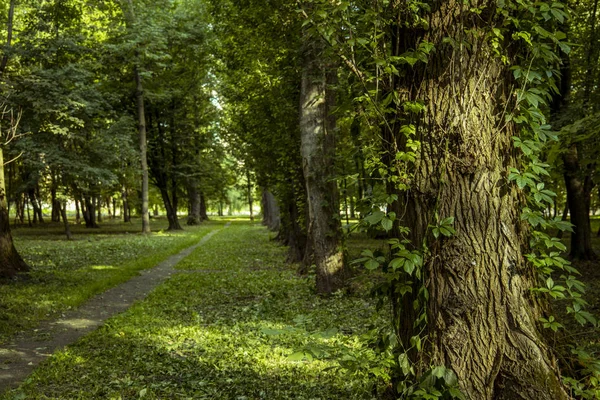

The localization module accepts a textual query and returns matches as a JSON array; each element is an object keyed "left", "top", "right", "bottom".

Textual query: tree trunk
[
  {"left": 135, "top": 68, "right": 150, "bottom": 233},
  {"left": 59, "top": 201, "right": 72, "bottom": 240},
  {"left": 563, "top": 144, "right": 596, "bottom": 260},
  {"left": 246, "top": 169, "right": 254, "bottom": 221},
  {"left": 27, "top": 188, "right": 43, "bottom": 224},
  {"left": 51, "top": 187, "right": 60, "bottom": 223},
  {"left": 299, "top": 34, "right": 346, "bottom": 294},
  {"left": 200, "top": 192, "right": 208, "bottom": 221},
  {"left": 159, "top": 187, "right": 182, "bottom": 231},
  {"left": 96, "top": 196, "right": 103, "bottom": 223},
  {"left": 122, "top": 0, "right": 150, "bottom": 234},
  {"left": 390, "top": 2, "right": 568, "bottom": 398},
  {"left": 75, "top": 198, "right": 81, "bottom": 224},
  {"left": 187, "top": 180, "right": 202, "bottom": 225},
  {"left": 122, "top": 185, "right": 130, "bottom": 222},
  {"left": 0, "top": 147, "right": 28, "bottom": 278},
  {"left": 83, "top": 195, "right": 98, "bottom": 228},
  {"left": 261, "top": 189, "right": 280, "bottom": 231}
]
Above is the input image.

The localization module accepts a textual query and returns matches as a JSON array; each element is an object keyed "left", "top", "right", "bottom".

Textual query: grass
[
  {"left": 1, "top": 221, "right": 390, "bottom": 399},
  {"left": 0, "top": 218, "right": 225, "bottom": 344}
]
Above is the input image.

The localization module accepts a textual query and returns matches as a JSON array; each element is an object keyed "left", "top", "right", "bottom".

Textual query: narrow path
[{"left": 0, "top": 223, "right": 229, "bottom": 392}]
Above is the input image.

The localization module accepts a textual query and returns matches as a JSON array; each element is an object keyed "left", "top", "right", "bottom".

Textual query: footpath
[{"left": 0, "top": 223, "right": 229, "bottom": 392}]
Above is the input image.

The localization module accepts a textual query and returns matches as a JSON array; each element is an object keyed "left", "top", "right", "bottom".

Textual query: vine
[{"left": 299, "top": 0, "right": 599, "bottom": 398}]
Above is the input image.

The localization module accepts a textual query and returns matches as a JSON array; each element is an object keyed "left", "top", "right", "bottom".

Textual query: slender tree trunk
[
  {"left": 51, "top": 186, "right": 60, "bottom": 223},
  {"left": 59, "top": 201, "right": 72, "bottom": 240},
  {"left": 0, "top": 147, "right": 28, "bottom": 278},
  {"left": 27, "top": 189, "right": 40, "bottom": 224},
  {"left": 25, "top": 196, "right": 31, "bottom": 227},
  {"left": 187, "top": 180, "right": 201, "bottom": 225},
  {"left": 135, "top": 69, "right": 150, "bottom": 233},
  {"left": 299, "top": 34, "right": 346, "bottom": 294},
  {"left": 122, "top": 0, "right": 150, "bottom": 234},
  {"left": 391, "top": 3, "right": 568, "bottom": 398},
  {"left": 96, "top": 196, "right": 102, "bottom": 223},
  {"left": 122, "top": 185, "right": 130, "bottom": 222},
  {"left": 563, "top": 145, "right": 596, "bottom": 259},
  {"left": 246, "top": 169, "right": 254, "bottom": 221},
  {"left": 75, "top": 198, "right": 81, "bottom": 224}
]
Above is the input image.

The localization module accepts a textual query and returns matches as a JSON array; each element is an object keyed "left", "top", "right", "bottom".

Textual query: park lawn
[
  {"left": 0, "top": 218, "right": 225, "bottom": 344},
  {"left": 2, "top": 221, "right": 390, "bottom": 400}
]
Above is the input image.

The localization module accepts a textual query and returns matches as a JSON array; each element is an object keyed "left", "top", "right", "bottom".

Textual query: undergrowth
[{"left": 2, "top": 221, "right": 389, "bottom": 399}]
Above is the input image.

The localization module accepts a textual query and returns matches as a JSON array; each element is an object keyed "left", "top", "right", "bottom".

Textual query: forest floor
[
  {"left": 1, "top": 218, "right": 599, "bottom": 399},
  {"left": 0, "top": 222, "right": 227, "bottom": 392},
  {"left": 0, "top": 219, "right": 389, "bottom": 399}
]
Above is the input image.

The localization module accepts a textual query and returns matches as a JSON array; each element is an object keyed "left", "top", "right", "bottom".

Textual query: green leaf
[
  {"left": 381, "top": 217, "right": 393, "bottom": 231},
  {"left": 364, "top": 211, "right": 385, "bottom": 225},
  {"left": 365, "top": 259, "right": 380, "bottom": 270}
]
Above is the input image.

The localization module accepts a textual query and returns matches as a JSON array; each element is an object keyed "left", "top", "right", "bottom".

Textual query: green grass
[
  {"left": 2, "top": 221, "right": 389, "bottom": 399},
  {"left": 0, "top": 218, "right": 225, "bottom": 344}
]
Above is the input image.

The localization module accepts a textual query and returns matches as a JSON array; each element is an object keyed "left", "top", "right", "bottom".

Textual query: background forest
[{"left": 1, "top": 0, "right": 600, "bottom": 399}]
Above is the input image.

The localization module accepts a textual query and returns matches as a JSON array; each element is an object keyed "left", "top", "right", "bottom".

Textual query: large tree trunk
[
  {"left": 563, "top": 144, "right": 596, "bottom": 259},
  {"left": 261, "top": 189, "right": 280, "bottom": 231},
  {"left": 391, "top": 2, "right": 568, "bottom": 398},
  {"left": 0, "top": 147, "right": 28, "bottom": 279},
  {"left": 299, "top": 35, "right": 346, "bottom": 294}
]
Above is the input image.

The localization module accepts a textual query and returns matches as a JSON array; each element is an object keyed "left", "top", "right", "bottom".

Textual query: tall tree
[
  {"left": 121, "top": 0, "right": 150, "bottom": 234},
  {"left": 299, "top": 30, "right": 347, "bottom": 294},
  {"left": 0, "top": 0, "right": 28, "bottom": 278}
]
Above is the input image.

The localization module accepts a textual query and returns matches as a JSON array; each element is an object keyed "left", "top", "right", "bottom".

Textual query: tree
[
  {"left": 121, "top": 0, "right": 151, "bottom": 234},
  {"left": 300, "top": 0, "right": 571, "bottom": 397},
  {"left": 0, "top": 106, "right": 28, "bottom": 278},
  {"left": 299, "top": 26, "right": 347, "bottom": 294},
  {"left": 0, "top": 0, "right": 28, "bottom": 277}
]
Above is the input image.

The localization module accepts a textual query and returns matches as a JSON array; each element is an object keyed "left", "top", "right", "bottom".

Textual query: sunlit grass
[
  {"left": 0, "top": 220, "right": 225, "bottom": 344},
  {"left": 2, "top": 222, "right": 390, "bottom": 399}
]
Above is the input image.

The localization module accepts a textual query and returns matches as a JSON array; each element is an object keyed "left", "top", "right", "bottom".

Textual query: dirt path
[{"left": 0, "top": 223, "right": 229, "bottom": 393}]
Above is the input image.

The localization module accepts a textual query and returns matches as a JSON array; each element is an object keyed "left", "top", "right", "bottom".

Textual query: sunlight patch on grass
[{"left": 89, "top": 265, "right": 117, "bottom": 271}]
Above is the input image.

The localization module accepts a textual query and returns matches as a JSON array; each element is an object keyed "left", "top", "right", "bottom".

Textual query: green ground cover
[
  {"left": 0, "top": 219, "right": 223, "bottom": 344},
  {"left": 2, "top": 221, "right": 389, "bottom": 399}
]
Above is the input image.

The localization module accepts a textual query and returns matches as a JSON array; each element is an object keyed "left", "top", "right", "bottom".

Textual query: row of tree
[
  {"left": 1, "top": 0, "right": 599, "bottom": 397},
  {"left": 212, "top": 0, "right": 599, "bottom": 398}
]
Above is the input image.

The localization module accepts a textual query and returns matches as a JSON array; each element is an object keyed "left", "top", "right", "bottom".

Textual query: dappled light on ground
[{"left": 1, "top": 222, "right": 389, "bottom": 399}]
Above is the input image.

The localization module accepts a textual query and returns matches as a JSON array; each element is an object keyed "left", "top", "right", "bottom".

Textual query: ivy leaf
[
  {"left": 381, "top": 217, "right": 393, "bottom": 232},
  {"left": 365, "top": 259, "right": 380, "bottom": 271},
  {"left": 364, "top": 211, "right": 385, "bottom": 225}
]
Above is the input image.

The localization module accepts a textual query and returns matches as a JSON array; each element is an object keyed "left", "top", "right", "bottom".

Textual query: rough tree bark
[
  {"left": 391, "top": 2, "right": 568, "bottom": 398},
  {"left": 0, "top": 0, "right": 29, "bottom": 278},
  {"left": 0, "top": 147, "right": 29, "bottom": 278},
  {"left": 299, "top": 33, "right": 347, "bottom": 294}
]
